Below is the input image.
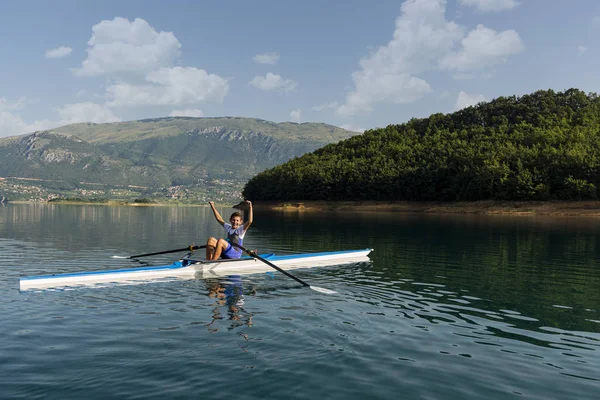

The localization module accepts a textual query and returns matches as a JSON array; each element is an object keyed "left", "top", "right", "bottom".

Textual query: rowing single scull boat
[{"left": 19, "top": 248, "right": 373, "bottom": 291}]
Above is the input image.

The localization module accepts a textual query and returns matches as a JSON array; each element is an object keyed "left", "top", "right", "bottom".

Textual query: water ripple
[{"left": 2, "top": 207, "right": 600, "bottom": 399}]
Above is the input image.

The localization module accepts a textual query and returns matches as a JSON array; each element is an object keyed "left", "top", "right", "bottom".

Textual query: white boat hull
[{"left": 19, "top": 249, "right": 373, "bottom": 290}]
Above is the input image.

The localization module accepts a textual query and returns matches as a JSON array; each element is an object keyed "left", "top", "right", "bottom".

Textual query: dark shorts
[{"left": 222, "top": 243, "right": 242, "bottom": 259}]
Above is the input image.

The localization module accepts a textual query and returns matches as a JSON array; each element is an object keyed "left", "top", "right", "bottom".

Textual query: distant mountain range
[{"left": 0, "top": 117, "right": 359, "bottom": 202}]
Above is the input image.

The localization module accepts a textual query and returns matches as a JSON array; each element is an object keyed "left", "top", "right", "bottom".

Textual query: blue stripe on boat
[
  {"left": 21, "top": 254, "right": 273, "bottom": 281},
  {"left": 268, "top": 248, "right": 371, "bottom": 262}
]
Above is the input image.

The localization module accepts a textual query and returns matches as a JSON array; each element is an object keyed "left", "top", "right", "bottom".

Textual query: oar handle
[{"left": 231, "top": 243, "right": 310, "bottom": 287}]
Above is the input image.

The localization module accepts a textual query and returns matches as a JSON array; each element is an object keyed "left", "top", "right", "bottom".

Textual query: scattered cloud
[
  {"left": 455, "top": 91, "right": 486, "bottom": 110},
  {"left": 340, "top": 124, "right": 365, "bottom": 133},
  {"left": 337, "top": 0, "right": 523, "bottom": 116},
  {"left": 337, "top": 75, "right": 432, "bottom": 117},
  {"left": 169, "top": 108, "right": 204, "bottom": 117},
  {"left": 312, "top": 102, "right": 339, "bottom": 111},
  {"left": 0, "top": 97, "right": 54, "bottom": 137},
  {"left": 337, "top": 0, "right": 463, "bottom": 116},
  {"left": 577, "top": 45, "right": 587, "bottom": 56},
  {"left": 0, "top": 16, "right": 227, "bottom": 138},
  {"left": 440, "top": 24, "right": 524, "bottom": 71},
  {"left": 106, "top": 67, "right": 229, "bottom": 107},
  {"left": 57, "top": 102, "right": 120, "bottom": 124},
  {"left": 289, "top": 109, "right": 301, "bottom": 122},
  {"left": 459, "top": 0, "right": 519, "bottom": 12},
  {"left": 71, "top": 17, "right": 228, "bottom": 110},
  {"left": 0, "top": 97, "right": 29, "bottom": 112},
  {"left": 249, "top": 73, "right": 297, "bottom": 92},
  {"left": 253, "top": 52, "right": 279, "bottom": 65},
  {"left": 45, "top": 46, "right": 73, "bottom": 59},
  {"left": 0, "top": 111, "right": 54, "bottom": 138},
  {"left": 73, "top": 17, "right": 181, "bottom": 77},
  {"left": 0, "top": 101, "right": 120, "bottom": 138}
]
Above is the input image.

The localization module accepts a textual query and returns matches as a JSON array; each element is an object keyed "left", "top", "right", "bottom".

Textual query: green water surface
[{"left": 0, "top": 204, "right": 598, "bottom": 399}]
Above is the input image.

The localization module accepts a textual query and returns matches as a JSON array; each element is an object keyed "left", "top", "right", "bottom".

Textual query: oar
[
  {"left": 231, "top": 243, "right": 337, "bottom": 295},
  {"left": 112, "top": 245, "right": 207, "bottom": 259}
]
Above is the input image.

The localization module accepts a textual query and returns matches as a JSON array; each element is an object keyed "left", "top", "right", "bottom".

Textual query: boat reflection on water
[{"left": 205, "top": 275, "right": 256, "bottom": 332}]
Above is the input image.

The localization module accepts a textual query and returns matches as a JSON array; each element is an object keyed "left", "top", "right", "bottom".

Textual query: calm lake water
[{"left": 1, "top": 204, "right": 599, "bottom": 399}]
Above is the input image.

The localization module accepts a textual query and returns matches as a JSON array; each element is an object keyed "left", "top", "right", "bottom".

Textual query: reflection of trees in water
[
  {"left": 252, "top": 211, "right": 600, "bottom": 333},
  {"left": 205, "top": 277, "right": 255, "bottom": 333}
]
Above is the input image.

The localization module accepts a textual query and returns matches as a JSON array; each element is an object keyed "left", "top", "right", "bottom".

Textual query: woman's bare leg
[
  {"left": 206, "top": 237, "right": 217, "bottom": 260},
  {"left": 211, "top": 238, "right": 230, "bottom": 260}
]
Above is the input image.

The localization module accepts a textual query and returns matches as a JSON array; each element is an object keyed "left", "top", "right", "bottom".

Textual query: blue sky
[{"left": 1, "top": 0, "right": 599, "bottom": 138}]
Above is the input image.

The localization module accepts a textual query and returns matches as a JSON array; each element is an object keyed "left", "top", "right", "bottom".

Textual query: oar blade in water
[{"left": 310, "top": 286, "right": 337, "bottom": 295}]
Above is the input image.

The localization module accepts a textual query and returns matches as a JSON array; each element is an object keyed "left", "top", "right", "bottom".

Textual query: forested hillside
[
  {"left": 243, "top": 89, "right": 600, "bottom": 201},
  {"left": 0, "top": 117, "right": 357, "bottom": 203}
]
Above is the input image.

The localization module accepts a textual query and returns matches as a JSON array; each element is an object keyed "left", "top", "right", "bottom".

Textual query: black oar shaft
[
  {"left": 231, "top": 243, "right": 310, "bottom": 287},
  {"left": 128, "top": 245, "right": 206, "bottom": 259}
]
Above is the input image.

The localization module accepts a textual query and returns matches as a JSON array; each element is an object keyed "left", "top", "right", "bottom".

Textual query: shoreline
[
  {"left": 256, "top": 200, "right": 600, "bottom": 216},
  {"left": 6, "top": 200, "right": 196, "bottom": 207},
  {"left": 5, "top": 199, "right": 600, "bottom": 216}
]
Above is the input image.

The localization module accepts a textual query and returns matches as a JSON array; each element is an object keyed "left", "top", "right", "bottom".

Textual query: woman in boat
[{"left": 206, "top": 200, "right": 253, "bottom": 260}]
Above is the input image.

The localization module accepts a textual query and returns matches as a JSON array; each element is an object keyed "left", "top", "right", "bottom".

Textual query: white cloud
[
  {"left": 312, "top": 102, "right": 339, "bottom": 111},
  {"left": 340, "top": 124, "right": 365, "bottom": 133},
  {"left": 253, "top": 52, "right": 279, "bottom": 65},
  {"left": 455, "top": 91, "right": 486, "bottom": 110},
  {"left": 289, "top": 109, "right": 301, "bottom": 122},
  {"left": 0, "top": 97, "right": 29, "bottom": 111},
  {"left": 249, "top": 73, "right": 297, "bottom": 92},
  {"left": 337, "top": 0, "right": 463, "bottom": 116},
  {"left": 70, "top": 17, "right": 228, "bottom": 111},
  {"left": 57, "top": 102, "right": 120, "bottom": 124},
  {"left": 45, "top": 46, "right": 73, "bottom": 59},
  {"left": 0, "top": 111, "right": 55, "bottom": 138},
  {"left": 0, "top": 98, "right": 52, "bottom": 137},
  {"left": 337, "top": 0, "right": 523, "bottom": 116},
  {"left": 459, "top": 0, "right": 519, "bottom": 12},
  {"left": 578, "top": 45, "right": 587, "bottom": 56},
  {"left": 0, "top": 102, "right": 120, "bottom": 138},
  {"left": 440, "top": 24, "right": 524, "bottom": 71},
  {"left": 73, "top": 17, "right": 181, "bottom": 76},
  {"left": 106, "top": 67, "right": 229, "bottom": 107},
  {"left": 337, "top": 74, "right": 432, "bottom": 116},
  {"left": 169, "top": 108, "right": 204, "bottom": 117}
]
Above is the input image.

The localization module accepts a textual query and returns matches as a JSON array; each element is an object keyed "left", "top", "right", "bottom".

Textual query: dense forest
[{"left": 243, "top": 89, "right": 600, "bottom": 201}]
